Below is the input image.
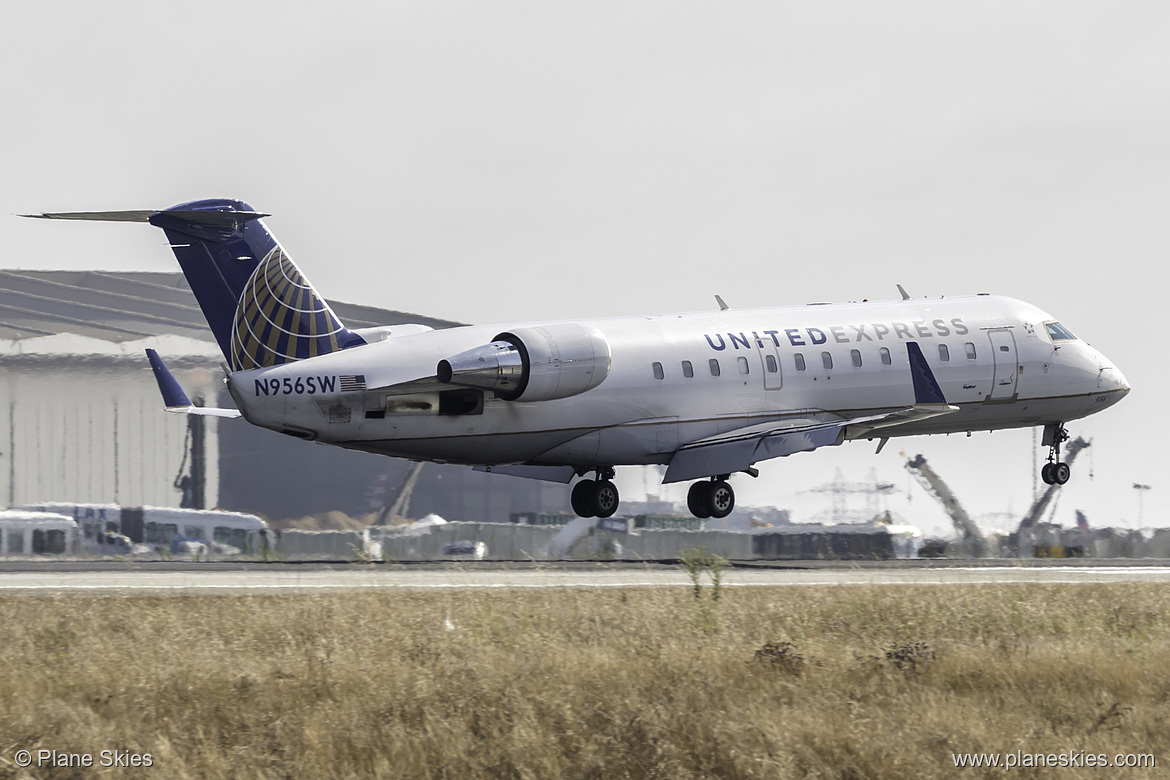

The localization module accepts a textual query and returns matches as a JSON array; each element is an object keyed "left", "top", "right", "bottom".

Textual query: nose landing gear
[
  {"left": 1040, "top": 423, "right": 1071, "bottom": 485},
  {"left": 687, "top": 476, "right": 735, "bottom": 519}
]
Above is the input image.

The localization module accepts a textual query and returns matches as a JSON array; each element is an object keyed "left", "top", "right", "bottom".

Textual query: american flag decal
[{"left": 339, "top": 374, "right": 367, "bottom": 392}]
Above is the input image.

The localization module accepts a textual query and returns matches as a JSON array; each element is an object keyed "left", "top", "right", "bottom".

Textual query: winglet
[
  {"left": 146, "top": 348, "right": 193, "bottom": 409},
  {"left": 145, "top": 349, "right": 243, "bottom": 418},
  {"left": 906, "top": 341, "right": 948, "bottom": 405}
]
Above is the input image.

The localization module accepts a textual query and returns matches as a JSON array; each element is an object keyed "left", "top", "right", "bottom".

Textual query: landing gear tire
[
  {"left": 687, "top": 483, "right": 712, "bottom": 519},
  {"left": 708, "top": 480, "right": 735, "bottom": 519},
  {"left": 687, "top": 479, "right": 736, "bottom": 519},
  {"left": 571, "top": 479, "right": 598, "bottom": 517},
  {"left": 593, "top": 480, "right": 620, "bottom": 518},
  {"left": 571, "top": 477, "right": 621, "bottom": 518},
  {"left": 1041, "top": 422, "right": 1073, "bottom": 486}
]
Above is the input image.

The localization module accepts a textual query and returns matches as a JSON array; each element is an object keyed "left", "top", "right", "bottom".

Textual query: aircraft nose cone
[
  {"left": 1113, "top": 366, "right": 1131, "bottom": 394},
  {"left": 1098, "top": 361, "right": 1130, "bottom": 399}
]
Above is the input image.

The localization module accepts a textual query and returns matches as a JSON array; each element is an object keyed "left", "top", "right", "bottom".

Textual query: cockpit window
[{"left": 1045, "top": 321, "right": 1078, "bottom": 342}]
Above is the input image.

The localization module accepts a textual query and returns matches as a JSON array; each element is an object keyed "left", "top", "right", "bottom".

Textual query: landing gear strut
[
  {"left": 687, "top": 476, "right": 735, "bottom": 519},
  {"left": 1040, "top": 423, "right": 1071, "bottom": 485},
  {"left": 570, "top": 468, "right": 619, "bottom": 518}
]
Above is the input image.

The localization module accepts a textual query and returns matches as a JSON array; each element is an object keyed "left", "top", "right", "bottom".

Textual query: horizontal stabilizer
[
  {"left": 168, "top": 405, "right": 244, "bottom": 418},
  {"left": 145, "top": 349, "right": 241, "bottom": 418},
  {"left": 23, "top": 210, "right": 156, "bottom": 222},
  {"left": 23, "top": 209, "right": 269, "bottom": 227}
]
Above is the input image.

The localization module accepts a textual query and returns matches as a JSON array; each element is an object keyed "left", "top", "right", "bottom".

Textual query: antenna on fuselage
[
  {"left": 896, "top": 284, "right": 911, "bottom": 300},
  {"left": 715, "top": 295, "right": 730, "bottom": 311}
]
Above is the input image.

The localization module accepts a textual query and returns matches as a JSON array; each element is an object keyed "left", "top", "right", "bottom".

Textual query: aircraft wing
[
  {"left": 662, "top": 405, "right": 957, "bottom": 483},
  {"left": 664, "top": 341, "right": 958, "bottom": 482},
  {"left": 664, "top": 414, "right": 859, "bottom": 484}
]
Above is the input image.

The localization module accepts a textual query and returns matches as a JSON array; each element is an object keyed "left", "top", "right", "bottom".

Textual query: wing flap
[
  {"left": 473, "top": 464, "right": 577, "bottom": 483},
  {"left": 664, "top": 417, "right": 852, "bottom": 484},
  {"left": 664, "top": 402, "right": 960, "bottom": 484}
]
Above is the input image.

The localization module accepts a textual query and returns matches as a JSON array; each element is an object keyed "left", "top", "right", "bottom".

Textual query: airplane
[{"left": 26, "top": 199, "right": 1130, "bottom": 519}]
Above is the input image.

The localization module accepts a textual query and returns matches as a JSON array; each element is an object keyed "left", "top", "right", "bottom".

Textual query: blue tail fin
[{"left": 148, "top": 199, "right": 366, "bottom": 370}]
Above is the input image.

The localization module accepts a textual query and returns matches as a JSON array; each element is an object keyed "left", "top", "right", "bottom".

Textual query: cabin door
[
  {"left": 758, "top": 341, "right": 783, "bottom": 391},
  {"left": 987, "top": 329, "right": 1018, "bottom": 401}
]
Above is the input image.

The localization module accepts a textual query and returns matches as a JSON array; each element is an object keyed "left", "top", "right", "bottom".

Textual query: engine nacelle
[{"left": 437, "top": 323, "right": 611, "bottom": 402}]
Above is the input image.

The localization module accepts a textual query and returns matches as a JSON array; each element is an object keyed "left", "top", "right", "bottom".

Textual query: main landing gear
[
  {"left": 1041, "top": 423, "right": 1071, "bottom": 485},
  {"left": 567, "top": 470, "right": 738, "bottom": 520},
  {"left": 687, "top": 476, "right": 735, "bottom": 519},
  {"left": 571, "top": 468, "right": 620, "bottom": 518}
]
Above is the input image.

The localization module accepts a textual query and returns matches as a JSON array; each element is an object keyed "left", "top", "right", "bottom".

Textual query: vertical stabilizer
[
  {"left": 26, "top": 199, "right": 367, "bottom": 369},
  {"left": 148, "top": 199, "right": 366, "bottom": 370}
]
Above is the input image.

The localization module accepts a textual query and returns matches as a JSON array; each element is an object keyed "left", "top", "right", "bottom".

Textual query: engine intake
[{"left": 437, "top": 324, "right": 611, "bottom": 402}]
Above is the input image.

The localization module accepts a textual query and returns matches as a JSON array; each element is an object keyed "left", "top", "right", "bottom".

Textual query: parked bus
[
  {"left": 19, "top": 504, "right": 272, "bottom": 557},
  {"left": 0, "top": 511, "right": 79, "bottom": 556},
  {"left": 136, "top": 507, "right": 271, "bottom": 556}
]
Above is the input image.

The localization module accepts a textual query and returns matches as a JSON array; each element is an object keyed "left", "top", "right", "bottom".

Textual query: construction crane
[
  {"left": 373, "top": 462, "right": 426, "bottom": 525},
  {"left": 1017, "top": 437, "right": 1091, "bottom": 533},
  {"left": 902, "top": 452, "right": 987, "bottom": 557}
]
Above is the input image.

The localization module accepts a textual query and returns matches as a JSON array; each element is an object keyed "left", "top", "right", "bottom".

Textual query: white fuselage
[{"left": 226, "top": 295, "right": 1129, "bottom": 470}]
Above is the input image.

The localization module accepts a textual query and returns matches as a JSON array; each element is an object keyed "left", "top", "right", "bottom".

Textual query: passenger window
[
  {"left": 737, "top": 356, "right": 749, "bottom": 375},
  {"left": 939, "top": 344, "right": 950, "bottom": 361},
  {"left": 682, "top": 360, "right": 693, "bottom": 379},
  {"left": 965, "top": 342, "right": 977, "bottom": 360},
  {"left": 794, "top": 353, "right": 806, "bottom": 371},
  {"left": 652, "top": 362, "right": 664, "bottom": 381},
  {"left": 850, "top": 349, "right": 862, "bottom": 367},
  {"left": 709, "top": 358, "right": 721, "bottom": 377},
  {"left": 822, "top": 352, "right": 833, "bottom": 370},
  {"left": 879, "top": 347, "right": 891, "bottom": 366},
  {"left": 765, "top": 354, "right": 777, "bottom": 373}
]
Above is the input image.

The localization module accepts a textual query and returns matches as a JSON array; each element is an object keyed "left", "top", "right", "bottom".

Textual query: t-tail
[{"left": 25, "top": 199, "right": 366, "bottom": 370}]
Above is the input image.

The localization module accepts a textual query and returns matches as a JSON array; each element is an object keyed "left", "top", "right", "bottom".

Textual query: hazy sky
[{"left": 3, "top": 2, "right": 1166, "bottom": 535}]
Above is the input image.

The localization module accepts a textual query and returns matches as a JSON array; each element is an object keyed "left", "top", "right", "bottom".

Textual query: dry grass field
[{"left": 1, "top": 582, "right": 1167, "bottom": 779}]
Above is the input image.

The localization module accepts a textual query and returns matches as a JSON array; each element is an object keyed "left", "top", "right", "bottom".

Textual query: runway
[{"left": 3, "top": 561, "right": 1170, "bottom": 593}]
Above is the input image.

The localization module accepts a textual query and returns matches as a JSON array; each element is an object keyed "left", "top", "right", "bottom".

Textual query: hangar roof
[{"left": 0, "top": 270, "right": 458, "bottom": 351}]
